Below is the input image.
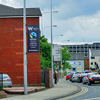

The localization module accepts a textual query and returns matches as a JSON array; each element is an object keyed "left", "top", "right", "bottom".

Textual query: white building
[
  {"left": 89, "top": 49, "right": 100, "bottom": 71},
  {"left": 67, "top": 60, "right": 84, "bottom": 72}
]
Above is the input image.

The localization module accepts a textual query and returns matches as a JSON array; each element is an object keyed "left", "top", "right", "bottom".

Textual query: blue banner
[{"left": 27, "top": 25, "right": 39, "bottom": 53}]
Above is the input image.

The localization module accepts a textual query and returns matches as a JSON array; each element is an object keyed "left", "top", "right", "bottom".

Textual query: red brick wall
[{"left": 0, "top": 17, "right": 41, "bottom": 85}]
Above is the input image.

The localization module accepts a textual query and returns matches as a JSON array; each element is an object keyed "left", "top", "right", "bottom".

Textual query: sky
[{"left": 1, "top": 0, "right": 100, "bottom": 45}]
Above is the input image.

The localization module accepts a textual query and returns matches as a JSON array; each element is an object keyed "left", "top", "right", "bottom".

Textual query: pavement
[{"left": 1, "top": 79, "right": 82, "bottom": 100}]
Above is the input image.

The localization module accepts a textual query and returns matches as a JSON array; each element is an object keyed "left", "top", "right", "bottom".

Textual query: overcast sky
[{"left": 1, "top": 0, "right": 100, "bottom": 45}]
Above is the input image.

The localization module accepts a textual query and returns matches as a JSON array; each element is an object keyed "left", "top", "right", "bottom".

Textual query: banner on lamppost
[
  {"left": 27, "top": 25, "right": 39, "bottom": 53},
  {"left": 54, "top": 44, "right": 61, "bottom": 61}
]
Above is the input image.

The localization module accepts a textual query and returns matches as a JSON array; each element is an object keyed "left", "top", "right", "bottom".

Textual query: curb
[
  {"left": 3, "top": 87, "right": 46, "bottom": 94},
  {"left": 47, "top": 81, "right": 82, "bottom": 100}
]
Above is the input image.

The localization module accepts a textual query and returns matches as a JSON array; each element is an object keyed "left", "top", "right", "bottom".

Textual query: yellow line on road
[{"left": 58, "top": 86, "right": 88, "bottom": 100}]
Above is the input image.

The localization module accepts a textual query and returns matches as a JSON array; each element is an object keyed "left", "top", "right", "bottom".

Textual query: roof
[
  {"left": 0, "top": 4, "right": 42, "bottom": 17},
  {"left": 91, "top": 49, "right": 100, "bottom": 56}
]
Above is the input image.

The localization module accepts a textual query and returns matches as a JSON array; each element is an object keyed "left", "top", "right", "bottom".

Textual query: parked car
[
  {"left": 66, "top": 72, "right": 71, "bottom": 80},
  {"left": 0, "top": 74, "right": 12, "bottom": 87},
  {"left": 87, "top": 74, "right": 100, "bottom": 85}
]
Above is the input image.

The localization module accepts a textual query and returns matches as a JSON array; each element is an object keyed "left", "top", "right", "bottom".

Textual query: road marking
[{"left": 57, "top": 85, "right": 88, "bottom": 100}]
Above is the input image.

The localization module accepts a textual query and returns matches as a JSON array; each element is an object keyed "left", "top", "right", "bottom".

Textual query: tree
[
  {"left": 40, "top": 35, "right": 51, "bottom": 69},
  {"left": 61, "top": 47, "right": 72, "bottom": 70}
]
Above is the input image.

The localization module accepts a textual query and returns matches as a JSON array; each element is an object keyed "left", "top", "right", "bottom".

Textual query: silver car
[
  {"left": 82, "top": 73, "right": 93, "bottom": 84},
  {"left": 0, "top": 74, "right": 12, "bottom": 87},
  {"left": 71, "top": 72, "right": 81, "bottom": 82}
]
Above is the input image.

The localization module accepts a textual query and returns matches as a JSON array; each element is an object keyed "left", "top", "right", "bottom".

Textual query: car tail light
[
  {"left": 80, "top": 76, "right": 82, "bottom": 78},
  {"left": 95, "top": 77, "right": 99, "bottom": 78},
  {"left": 7, "top": 78, "right": 11, "bottom": 81},
  {"left": 85, "top": 76, "right": 87, "bottom": 79},
  {"left": 89, "top": 78, "right": 93, "bottom": 81}
]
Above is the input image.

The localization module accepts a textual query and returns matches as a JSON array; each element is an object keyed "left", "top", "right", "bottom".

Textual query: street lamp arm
[{"left": 42, "top": 11, "right": 58, "bottom": 14}]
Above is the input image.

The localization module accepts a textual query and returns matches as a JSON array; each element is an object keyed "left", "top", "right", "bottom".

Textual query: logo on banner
[
  {"left": 27, "top": 25, "right": 39, "bottom": 53},
  {"left": 30, "top": 32, "right": 37, "bottom": 38}
]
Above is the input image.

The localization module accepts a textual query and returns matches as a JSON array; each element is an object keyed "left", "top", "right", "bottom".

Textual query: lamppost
[
  {"left": 23, "top": 0, "right": 27, "bottom": 95},
  {"left": 61, "top": 40, "right": 70, "bottom": 77},
  {"left": 44, "top": 25, "right": 57, "bottom": 35},
  {"left": 51, "top": 0, "right": 54, "bottom": 87},
  {"left": 76, "top": 43, "right": 77, "bottom": 71},
  {"left": 41, "top": 11, "right": 58, "bottom": 36}
]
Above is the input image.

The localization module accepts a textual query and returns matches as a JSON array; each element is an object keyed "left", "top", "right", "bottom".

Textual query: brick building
[{"left": 0, "top": 4, "right": 42, "bottom": 85}]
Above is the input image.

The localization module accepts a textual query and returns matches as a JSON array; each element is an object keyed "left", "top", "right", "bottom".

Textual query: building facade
[
  {"left": 62, "top": 43, "right": 100, "bottom": 57},
  {"left": 0, "top": 4, "right": 42, "bottom": 85},
  {"left": 67, "top": 60, "right": 84, "bottom": 72},
  {"left": 89, "top": 49, "right": 100, "bottom": 71},
  {"left": 62, "top": 43, "right": 100, "bottom": 70}
]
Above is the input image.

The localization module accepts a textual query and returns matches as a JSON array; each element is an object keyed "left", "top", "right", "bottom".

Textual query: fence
[{"left": 41, "top": 69, "right": 52, "bottom": 88}]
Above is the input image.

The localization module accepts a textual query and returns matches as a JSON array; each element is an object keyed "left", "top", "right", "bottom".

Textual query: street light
[
  {"left": 44, "top": 25, "right": 57, "bottom": 35},
  {"left": 23, "top": 0, "right": 27, "bottom": 95},
  {"left": 61, "top": 40, "right": 70, "bottom": 77},
  {"left": 51, "top": 0, "right": 54, "bottom": 87},
  {"left": 54, "top": 35, "right": 63, "bottom": 36},
  {"left": 41, "top": 11, "right": 58, "bottom": 36},
  {"left": 76, "top": 44, "right": 77, "bottom": 71}
]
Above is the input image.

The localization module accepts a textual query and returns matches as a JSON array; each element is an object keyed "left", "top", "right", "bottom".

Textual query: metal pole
[
  {"left": 23, "top": 0, "right": 27, "bottom": 95},
  {"left": 51, "top": 0, "right": 54, "bottom": 86},
  {"left": 76, "top": 44, "right": 77, "bottom": 71},
  {"left": 61, "top": 49, "right": 62, "bottom": 78}
]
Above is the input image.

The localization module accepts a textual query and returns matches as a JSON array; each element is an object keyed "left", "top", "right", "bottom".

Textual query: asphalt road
[{"left": 58, "top": 79, "right": 100, "bottom": 100}]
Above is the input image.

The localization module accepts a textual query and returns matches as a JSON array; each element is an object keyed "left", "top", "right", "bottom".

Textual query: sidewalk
[{"left": 2, "top": 79, "right": 81, "bottom": 100}]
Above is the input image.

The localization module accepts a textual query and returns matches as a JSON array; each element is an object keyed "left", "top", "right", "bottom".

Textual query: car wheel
[
  {"left": 71, "top": 80, "right": 74, "bottom": 82},
  {"left": 78, "top": 79, "right": 81, "bottom": 83},
  {"left": 88, "top": 80, "right": 91, "bottom": 85},
  {"left": 82, "top": 80, "right": 85, "bottom": 84},
  {"left": 83, "top": 81, "right": 86, "bottom": 84}
]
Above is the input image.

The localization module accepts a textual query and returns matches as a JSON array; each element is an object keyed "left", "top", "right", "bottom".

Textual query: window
[
  {"left": 91, "top": 57, "right": 95, "bottom": 59},
  {"left": 91, "top": 62, "right": 93, "bottom": 65}
]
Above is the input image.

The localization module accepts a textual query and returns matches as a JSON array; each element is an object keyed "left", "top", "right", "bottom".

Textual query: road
[{"left": 58, "top": 79, "right": 100, "bottom": 100}]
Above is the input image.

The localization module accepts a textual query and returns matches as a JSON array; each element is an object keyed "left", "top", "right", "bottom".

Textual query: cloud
[
  {"left": 1, "top": 0, "right": 100, "bottom": 44},
  {"left": 52, "top": 11, "right": 100, "bottom": 44},
  {"left": 0, "top": 0, "right": 23, "bottom": 8}
]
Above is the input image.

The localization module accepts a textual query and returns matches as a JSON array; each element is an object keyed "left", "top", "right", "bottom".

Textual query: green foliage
[
  {"left": 61, "top": 47, "right": 72, "bottom": 70},
  {"left": 40, "top": 35, "right": 51, "bottom": 69}
]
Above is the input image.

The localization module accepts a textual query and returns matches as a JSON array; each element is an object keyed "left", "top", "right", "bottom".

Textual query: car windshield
[
  {"left": 85, "top": 71, "right": 91, "bottom": 73},
  {"left": 75, "top": 72, "right": 81, "bottom": 74}
]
